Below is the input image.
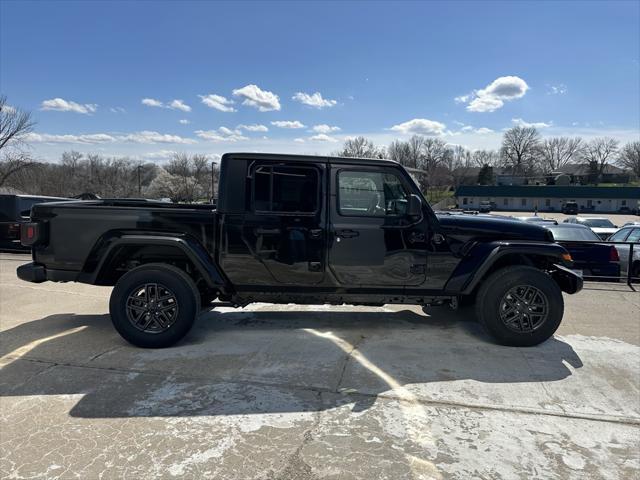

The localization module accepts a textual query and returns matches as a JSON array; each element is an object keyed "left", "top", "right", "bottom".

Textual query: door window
[
  {"left": 627, "top": 229, "right": 640, "bottom": 243},
  {"left": 253, "top": 165, "right": 319, "bottom": 214},
  {"left": 609, "top": 229, "right": 630, "bottom": 242},
  {"left": 338, "top": 170, "right": 408, "bottom": 217}
]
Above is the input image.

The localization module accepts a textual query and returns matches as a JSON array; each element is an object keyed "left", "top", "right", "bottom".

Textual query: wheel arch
[
  {"left": 80, "top": 233, "right": 229, "bottom": 294},
  {"left": 445, "top": 241, "right": 575, "bottom": 297}
]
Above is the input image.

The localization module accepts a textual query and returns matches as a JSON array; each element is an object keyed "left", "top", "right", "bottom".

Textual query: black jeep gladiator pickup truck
[{"left": 18, "top": 153, "right": 582, "bottom": 348}]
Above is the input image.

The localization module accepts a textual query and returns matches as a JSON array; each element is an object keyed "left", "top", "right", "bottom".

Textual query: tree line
[{"left": 1, "top": 95, "right": 638, "bottom": 203}]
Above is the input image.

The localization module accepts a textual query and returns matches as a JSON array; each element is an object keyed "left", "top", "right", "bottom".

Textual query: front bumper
[{"left": 551, "top": 263, "right": 584, "bottom": 294}]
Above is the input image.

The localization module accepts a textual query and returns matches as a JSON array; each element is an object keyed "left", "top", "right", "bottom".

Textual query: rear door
[
  {"left": 240, "top": 161, "right": 327, "bottom": 285},
  {"left": 327, "top": 166, "right": 428, "bottom": 287}
]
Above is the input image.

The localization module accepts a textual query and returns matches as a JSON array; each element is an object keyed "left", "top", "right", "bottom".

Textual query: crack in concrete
[{"left": 334, "top": 334, "right": 366, "bottom": 393}]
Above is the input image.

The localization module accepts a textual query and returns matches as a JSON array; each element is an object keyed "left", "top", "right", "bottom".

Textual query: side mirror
[{"left": 407, "top": 194, "right": 422, "bottom": 217}]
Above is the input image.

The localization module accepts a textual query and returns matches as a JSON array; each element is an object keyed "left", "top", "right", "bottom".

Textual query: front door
[{"left": 328, "top": 167, "right": 428, "bottom": 287}]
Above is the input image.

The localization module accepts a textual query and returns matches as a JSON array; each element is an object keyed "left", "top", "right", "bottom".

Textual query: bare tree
[
  {"left": 387, "top": 140, "right": 412, "bottom": 166},
  {"left": 583, "top": 137, "right": 619, "bottom": 182},
  {"left": 617, "top": 141, "right": 640, "bottom": 178},
  {"left": 0, "top": 95, "right": 35, "bottom": 151},
  {"left": 539, "top": 137, "right": 583, "bottom": 173},
  {"left": 336, "top": 136, "right": 386, "bottom": 159},
  {"left": 471, "top": 149, "right": 500, "bottom": 168},
  {"left": 0, "top": 96, "right": 37, "bottom": 187},
  {"left": 500, "top": 126, "right": 541, "bottom": 175}
]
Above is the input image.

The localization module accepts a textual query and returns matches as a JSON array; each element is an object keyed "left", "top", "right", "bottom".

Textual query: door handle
[
  {"left": 255, "top": 228, "right": 280, "bottom": 235},
  {"left": 336, "top": 229, "right": 359, "bottom": 239},
  {"left": 309, "top": 228, "right": 323, "bottom": 239}
]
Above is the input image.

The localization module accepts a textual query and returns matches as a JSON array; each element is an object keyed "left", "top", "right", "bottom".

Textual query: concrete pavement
[{"left": 1, "top": 254, "right": 639, "bottom": 479}]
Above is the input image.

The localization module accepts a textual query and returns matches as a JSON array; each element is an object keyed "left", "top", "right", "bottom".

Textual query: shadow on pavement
[{"left": 0, "top": 308, "right": 583, "bottom": 418}]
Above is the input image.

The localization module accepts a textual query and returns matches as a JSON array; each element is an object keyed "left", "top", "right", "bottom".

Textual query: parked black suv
[
  {"left": 17, "top": 153, "right": 582, "bottom": 348},
  {"left": 0, "top": 194, "right": 70, "bottom": 251},
  {"left": 561, "top": 201, "right": 579, "bottom": 215}
]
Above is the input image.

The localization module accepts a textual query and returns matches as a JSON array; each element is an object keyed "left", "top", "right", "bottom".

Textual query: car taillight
[
  {"left": 20, "top": 222, "right": 43, "bottom": 246},
  {"left": 610, "top": 246, "right": 619, "bottom": 262},
  {"left": 7, "top": 223, "right": 20, "bottom": 239}
]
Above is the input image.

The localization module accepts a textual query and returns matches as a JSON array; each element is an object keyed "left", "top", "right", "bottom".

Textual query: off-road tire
[
  {"left": 109, "top": 263, "right": 200, "bottom": 348},
  {"left": 475, "top": 266, "right": 563, "bottom": 347}
]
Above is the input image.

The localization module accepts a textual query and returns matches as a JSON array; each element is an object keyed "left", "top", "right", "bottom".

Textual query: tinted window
[
  {"left": 253, "top": 165, "right": 318, "bottom": 214},
  {"left": 338, "top": 170, "right": 408, "bottom": 217},
  {"left": 547, "top": 226, "right": 600, "bottom": 241}
]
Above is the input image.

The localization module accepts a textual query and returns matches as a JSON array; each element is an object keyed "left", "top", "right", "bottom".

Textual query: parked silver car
[
  {"left": 563, "top": 216, "right": 618, "bottom": 240},
  {"left": 609, "top": 225, "right": 640, "bottom": 281}
]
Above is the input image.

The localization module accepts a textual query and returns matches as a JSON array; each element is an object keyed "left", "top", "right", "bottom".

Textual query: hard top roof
[{"left": 221, "top": 152, "right": 400, "bottom": 167}]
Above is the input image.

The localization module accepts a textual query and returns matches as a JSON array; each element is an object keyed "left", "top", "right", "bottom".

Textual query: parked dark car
[
  {"left": 478, "top": 201, "right": 492, "bottom": 213},
  {"left": 545, "top": 224, "right": 620, "bottom": 280},
  {"left": 18, "top": 152, "right": 582, "bottom": 348},
  {"left": 0, "top": 194, "right": 70, "bottom": 251},
  {"left": 561, "top": 201, "right": 578, "bottom": 215}
]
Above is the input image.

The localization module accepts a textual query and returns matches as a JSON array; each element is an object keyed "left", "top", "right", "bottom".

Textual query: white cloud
[
  {"left": 547, "top": 84, "right": 567, "bottom": 95},
  {"left": 142, "top": 98, "right": 192, "bottom": 112},
  {"left": 122, "top": 131, "right": 197, "bottom": 144},
  {"left": 390, "top": 118, "right": 447, "bottom": 136},
  {"left": 169, "top": 99, "right": 191, "bottom": 112},
  {"left": 179, "top": 119, "right": 190, "bottom": 125},
  {"left": 457, "top": 76, "right": 529, "bottom": 112},
  {"left": 292, "top": 91, "right": 337, "bottom": 109},
  {"left": 512, "top": 118, "right": 552, "bottom": 128},
  {"left": 199, "top": 94, "right": 236, "bottom": 112},
  {"left": 25, "top": 132, "right": 115, "bottom": 144},
  {"left": 271, "top": 120, "right": 305, "bottom": 129},
  {"left": 110, "top": 107, "right": 126, "bottom": 114},
  {"left": 311, "top": 124, "right": 341, "bottom": 133},
  {"left": 141, "top": 98, "right": 163, "bottom": 108},
  {"left": 309, "top": 133, "right": 338, "bottom": 142},
  {"left": 3, "top": 105, "right": 17, "bottom": 115},
  {"left": 143, "top": 150, "right": 177, "bottom": 160},
  {"left": 293, "top": 138, "right": 305, "bottom": 143},
  {"left": 457, "top": 125, "right": 494, "bottom": 135},
  {"left": 232, "top": 84, "right": 281, "bottom": 111},
  {"left": 195, "top": 127, "right": 248, "bottom": 142},
  {"left": 41, "top": 98, "right": 97, "bottom": 114},
  {"left": 237, "top": 123, "right": 269, "bottom": 132}
]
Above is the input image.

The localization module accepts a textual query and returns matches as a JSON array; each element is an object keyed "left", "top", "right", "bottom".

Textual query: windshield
[
  {"left": 579, "top": 218, "right": 615, "bottom": 228},
  {"left": 548, "top": 226, "right": 600, "bottom": 241}
]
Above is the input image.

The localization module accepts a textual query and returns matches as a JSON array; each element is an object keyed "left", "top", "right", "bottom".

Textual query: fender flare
[
  {"left": 444, "top": 241, "right": 571, "bottom": 295},
  {"left": 79, "top": 233, "right": 229, "bottom": 292}
]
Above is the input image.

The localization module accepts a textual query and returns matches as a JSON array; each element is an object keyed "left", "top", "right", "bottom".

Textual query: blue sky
[{"left": 1, "top": 0, "right": 639, "bottom": 162}]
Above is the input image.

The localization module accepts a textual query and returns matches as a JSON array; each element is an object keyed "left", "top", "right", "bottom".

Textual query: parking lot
[{"left": 1, "top": 253, "right": 639, "bottom": 479}]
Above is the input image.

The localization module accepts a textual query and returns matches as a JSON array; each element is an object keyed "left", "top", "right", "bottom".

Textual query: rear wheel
[
  {"left": 109, "top": 263, "right": 200, "bottom": 348},
  {"left": 475, "top": 266, "right": 563, "bottom": 347}
]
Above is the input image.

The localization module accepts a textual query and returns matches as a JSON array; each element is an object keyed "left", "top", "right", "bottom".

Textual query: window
[
  {"left": 503, "top": 198, "right": 508, "bottom": 206},
  {"left": 253, "top": 165, "right": 318, "bottom": 214},
  {"left": 338, "top": 170, "right": 408, "bottom": 217},
  {"left": 609, "top": 229, "right": 630, "bottom": 242},
  {"left": 521, "top": 198, "right": 527, "bottom": 206},
  {"left": 621, "top": 200, "right": 627, "bottom": 206},
  {"left": 463, "top": 197, "right": 468, "bottom": 205},
  {"left": 627, "top": 229, "right": 640, "bottom": 243},
  {"left": 545, "top": 199, "right": 551, "bottom": 207}
]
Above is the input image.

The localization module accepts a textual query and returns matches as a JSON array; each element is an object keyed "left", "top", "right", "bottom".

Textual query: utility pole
[{"left": 137, "top": 165, "right": 142, "bottom": 196}]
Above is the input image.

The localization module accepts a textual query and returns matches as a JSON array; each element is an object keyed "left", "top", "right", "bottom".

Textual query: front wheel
[
  {"left": 109, "top": 263, "right": 200, "bottom": 348},
  {"left": 475, "top": 266, "right": 564, "bottom": 347}
]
